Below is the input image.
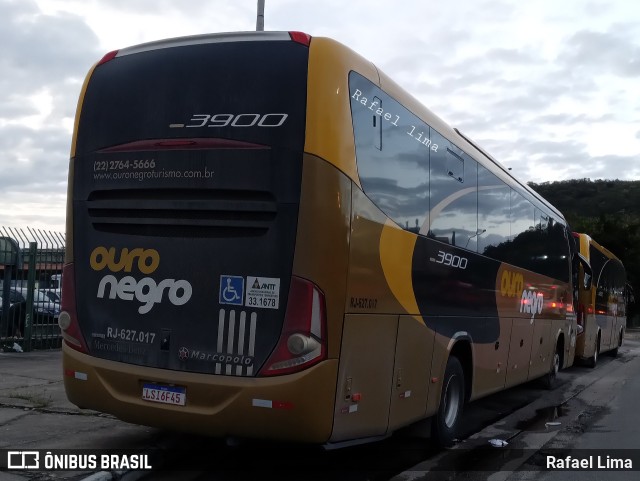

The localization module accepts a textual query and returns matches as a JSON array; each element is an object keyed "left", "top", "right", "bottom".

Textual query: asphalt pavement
[
  {"left": 2, "top": 330, "right": 640, "bottom": 480},
  {"left": 0, "top": 349, "right": 158, "bottom": 481}
]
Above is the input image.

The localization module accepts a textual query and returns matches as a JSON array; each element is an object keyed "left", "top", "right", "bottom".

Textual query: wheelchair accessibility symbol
[{"left": 219, "top": 275, "right": 244, "bottom": 306}]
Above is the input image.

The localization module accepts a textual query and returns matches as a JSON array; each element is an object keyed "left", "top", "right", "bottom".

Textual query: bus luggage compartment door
[
  {"left": 388, "top": 315, "right": 432, "bottom": 430},
  {"left": 505, "top": 318, "right": 534, "bottom": 388},
  {"left": 330, "top": 314, "right": 398, "bottom": 442}
]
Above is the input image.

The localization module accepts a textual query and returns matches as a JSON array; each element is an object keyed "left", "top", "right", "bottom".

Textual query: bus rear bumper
[{"left": 62, "top": 343, "right": 338, "bottom": 443}]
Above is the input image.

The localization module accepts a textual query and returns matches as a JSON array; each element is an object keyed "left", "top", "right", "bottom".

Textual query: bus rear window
[{"left": 76, "top": 39, "right": 308, "bottom": 155}]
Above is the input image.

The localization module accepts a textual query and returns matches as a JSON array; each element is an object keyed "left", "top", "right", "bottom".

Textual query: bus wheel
[
  {"left": 432, "top": 356, "right": 465, "bottom": 447},
  {"left": 542, "top": 345, "right": 561, "bottom": 390},
  {"left": 609, "top": 329, "right": 623, "bottom": 358},
  {"left": 587, "top": 334, "right": 599, "bottom": 368}
]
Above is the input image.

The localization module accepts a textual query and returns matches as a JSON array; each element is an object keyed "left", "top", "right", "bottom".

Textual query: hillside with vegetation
[{"left": 528, "top": 179, "right": 639, "bottom": 325}]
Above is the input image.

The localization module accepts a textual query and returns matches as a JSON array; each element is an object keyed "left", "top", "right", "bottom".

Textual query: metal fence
[{"left": 0, "top": 226, "right": 65, "bottom": 351}]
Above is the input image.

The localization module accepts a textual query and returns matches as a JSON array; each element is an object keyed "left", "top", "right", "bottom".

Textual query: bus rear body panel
[
  {"left": 63, "top": 343, "right": 337, "bottom": 442},
  {"left": 64, "top": 33, "right": 359, "bottom": 442},
  {"left": 72, "top": 36, "right": 308, "bottom": 378}
]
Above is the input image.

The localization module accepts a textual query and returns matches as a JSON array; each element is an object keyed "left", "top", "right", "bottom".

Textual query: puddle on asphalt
[
  {"left": 426, "top": 443, "right": 531, "bottom": 475},
  {"left": 420, "top": 405, "right": 571, "bottom": 475},
  {"left": 515, "top": 403, "right": 568, "bottom": 432}
]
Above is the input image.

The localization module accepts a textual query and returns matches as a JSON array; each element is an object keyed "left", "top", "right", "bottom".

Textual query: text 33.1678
[{"left": 246, "top": 296, "right": 276, "bottom": 308}]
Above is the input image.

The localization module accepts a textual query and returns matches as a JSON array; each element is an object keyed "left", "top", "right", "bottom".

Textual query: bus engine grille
[{"left": 85, "top": 189, "right": 277, "bottom": 237}]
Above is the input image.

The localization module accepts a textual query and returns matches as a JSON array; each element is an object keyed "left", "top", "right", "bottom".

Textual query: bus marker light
[
  {"left": 351, "top": 393, "right": 362, "bottom": 402},
  {"left": 252, "top": 399, "right": 272, "bottom": 408},
  {"left": 340, "top": 406, "right": 358, "bottom": 414},
  {"left": 98, "top": 50, "right": 118, "bottom": 65},
  {"left": 431, "top": 377, "right": 439, "bottom": 384},
  {"left": 252, "top": 399, "right": 293, "bottom": 410},
  {"left": 64, "top": 369, "right": 88, "bottom": 381},
  {"left": 288, "top": 31, "right": 311, "bottom": 46}
]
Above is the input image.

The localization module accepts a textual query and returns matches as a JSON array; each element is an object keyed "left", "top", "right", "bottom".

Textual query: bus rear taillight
[
  {"left": 59, "top": 263, "right": 89, "bottom": 354},
  {"left": 259, "top": 276, "right": 326, "bottom": 376}
]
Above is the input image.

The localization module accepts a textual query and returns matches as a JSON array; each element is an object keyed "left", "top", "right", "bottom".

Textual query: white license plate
[{"left": 142, "top": 383, "right": 186, "bottom": 406}]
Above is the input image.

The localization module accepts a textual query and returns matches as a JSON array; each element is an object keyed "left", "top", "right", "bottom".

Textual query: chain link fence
[{"left": 0, "top": 226, "right": 65, "bottom": 351}]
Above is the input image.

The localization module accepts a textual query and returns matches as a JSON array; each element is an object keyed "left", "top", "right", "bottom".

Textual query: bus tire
[
  {"left": 431, "top": 356, "right": 465, "bottom": 447},
  {"left": 587, "top": 334, "right": 600, "bottom": 368},
  {"left": 542, "top": 343, "right": 561, "bottom": 390},
  {"left": 608, "top": 329, "right": 623, "bottom": 358}
]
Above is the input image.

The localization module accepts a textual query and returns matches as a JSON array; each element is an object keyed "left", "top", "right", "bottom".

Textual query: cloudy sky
[{"left": 1, "top": 0, "right": 639, "bottom": 233}]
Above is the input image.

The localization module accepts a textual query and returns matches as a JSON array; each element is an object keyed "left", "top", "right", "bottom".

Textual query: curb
[{"left": 394, "top": 343, "right": 636, "bottom": 478}]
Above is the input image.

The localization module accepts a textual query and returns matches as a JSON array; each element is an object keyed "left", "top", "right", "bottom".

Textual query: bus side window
[
  {"left": 576, "top": 253, "right": 592, "bottom": 290},
  {"left": 428, "top": 135, "right": 478, "bottom": 250},
  {"left": 570, "top": 234, "right": 579, "bottom": 309},
  {"left": 477, "top": 166, "right": 510, "bottom": 257},
  {"left": 373, "top": 96, "right": 382, "bottom": 150},
  {"left": 349, "top": 72, "right": 429, "bottom": 234}
]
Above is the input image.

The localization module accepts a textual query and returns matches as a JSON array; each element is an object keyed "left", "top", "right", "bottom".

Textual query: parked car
[
  {"left": 50, "top": 273, "right": 62, "bottom": 290},
  {"left": 1, "top": 289, "right": 27, "bottom": 337},
  {"left": 42, "top": 289, "right": 61, "bottom": 304},
  {"left": 0, "top": 288, "right": 61, "bottom": 337}
]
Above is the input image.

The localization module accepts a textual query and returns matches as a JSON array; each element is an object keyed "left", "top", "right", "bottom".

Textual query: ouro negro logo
[{"left": 90, "top": 247, "right": 192, "bottom": 314}]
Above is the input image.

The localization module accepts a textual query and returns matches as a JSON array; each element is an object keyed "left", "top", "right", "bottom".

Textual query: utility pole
[{"left": 256, "top": 0, "right": 265, "bottom": 31}]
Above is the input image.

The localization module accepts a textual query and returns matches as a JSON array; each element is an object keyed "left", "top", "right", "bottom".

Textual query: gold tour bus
[
  {"left": 574, "top": 233, "right": 627, "bottom": 367},
  {"left": 61, "top": 31, "right": 583, "bottom": 447}
]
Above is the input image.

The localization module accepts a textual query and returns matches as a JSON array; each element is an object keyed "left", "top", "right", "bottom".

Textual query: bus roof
[{"left": 115, "top": 31, "right": 298, "bottom": 58}]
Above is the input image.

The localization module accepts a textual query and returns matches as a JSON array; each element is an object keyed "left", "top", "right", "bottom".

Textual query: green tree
[{"left": 529, "top": 180, "right": 640, "bottom": 326}]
